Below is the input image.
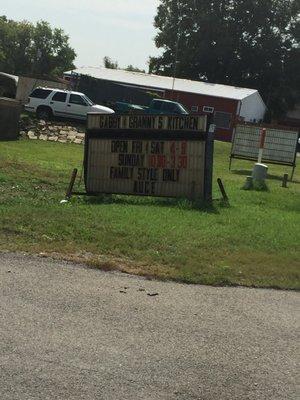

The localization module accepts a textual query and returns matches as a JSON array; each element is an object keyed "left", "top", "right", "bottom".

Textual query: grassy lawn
[{"left": 0, "top": 138, "right": 299, "bottom": 289}]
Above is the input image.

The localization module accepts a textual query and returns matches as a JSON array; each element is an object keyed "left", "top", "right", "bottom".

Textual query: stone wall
[{"left": 22, "top": 119, "right": 86, "bottom": 145}]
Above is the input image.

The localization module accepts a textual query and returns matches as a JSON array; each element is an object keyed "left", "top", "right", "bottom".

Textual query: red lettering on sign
[
  {"left": 178, "top": 155, "right": 188, "bottom": 169},
  {"left": 157, "top": 155, "right": 166, "bottom": 168},
  {"left": 149, "top": 155, "right": 156, "bottom": 168},
  {"left": 148, "top": 155, "right": 166, "bottom": 168},
  {"left": 170, "top": 155, "right": 176, "bottom": 168},
  {"left": 170, "top": 142, "right": 176, "bottom": 155},
  {"left": 181, "top": 141, "right": 187, "bottom": 155}
]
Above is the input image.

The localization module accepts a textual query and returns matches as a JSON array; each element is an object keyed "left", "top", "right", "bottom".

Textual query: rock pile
[{"left": 21, "top": 119, "right": 86, "bottom": 145}]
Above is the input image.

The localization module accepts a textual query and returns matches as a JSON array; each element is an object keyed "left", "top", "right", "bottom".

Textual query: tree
[
  {"left": 150, "top": 1, "right": 300, "bottom": 118},
  {"left": 103, "top": 56, "right": 146, "bottom": 73},
  {"left": 0, "top": 16, "right": 76, "bottom": 77},
  {"left": 103, "top": 56, "right": 119, "bottom": 69},
  {"left": 125, "top": 65, "right": 145, "bottom": 73}
]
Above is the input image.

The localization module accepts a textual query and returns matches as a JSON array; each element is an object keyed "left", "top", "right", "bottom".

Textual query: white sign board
[
  {"left": 85, "top": 114, "right": 213, "bottom": 200},
  {"left": 231, "top": 124, "right": 298, "bottom": 167},
  {"left": 86, "top": 138, "right": 206, "bottom": 198}
]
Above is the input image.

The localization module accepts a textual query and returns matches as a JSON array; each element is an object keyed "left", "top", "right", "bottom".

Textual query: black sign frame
[{"left": 84, "top": 115, "right": 214, "bottom": 202}]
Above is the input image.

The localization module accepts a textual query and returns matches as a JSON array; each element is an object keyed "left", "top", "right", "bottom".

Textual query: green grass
[{"left": 0, "top": 138, "right": 299, "bottom": 289}]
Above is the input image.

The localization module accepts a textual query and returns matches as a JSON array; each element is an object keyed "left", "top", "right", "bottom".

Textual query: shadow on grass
[{"left": 80, "top": 194, "right": 220, "bottom": 213}]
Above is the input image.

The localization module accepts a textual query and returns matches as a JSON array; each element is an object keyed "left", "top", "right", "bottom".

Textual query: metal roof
[{"left": 65, "top": 66, "right": 259, "bottom": 101}]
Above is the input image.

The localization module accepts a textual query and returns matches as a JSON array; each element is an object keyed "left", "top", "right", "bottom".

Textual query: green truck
[{"left": 114, "top": 99, "right": 189, "bottom": 115}]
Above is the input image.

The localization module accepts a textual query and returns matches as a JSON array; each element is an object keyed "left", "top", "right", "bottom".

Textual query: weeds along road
[{"left": 0, "top": 252, "right": 298, "bottom": 400}]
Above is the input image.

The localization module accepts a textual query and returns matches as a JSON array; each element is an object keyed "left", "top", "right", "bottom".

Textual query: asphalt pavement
[{"left": 0, "top": 252, "right": 299, "bottom": 400}]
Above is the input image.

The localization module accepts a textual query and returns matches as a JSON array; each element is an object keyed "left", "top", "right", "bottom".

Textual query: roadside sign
[
  {"left": 230, "top": 124, "right": 298, "bottom": 179},
  {"left": 84, "top": 114, "right": 214, "bottom": 201},
  {"left": 87, "top": 114, "right": 207, "bottom": 132}
]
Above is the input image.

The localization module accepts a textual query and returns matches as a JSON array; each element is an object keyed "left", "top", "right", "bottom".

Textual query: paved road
[{"left": 0, "top": 253, "right": 299, "bottom": 400}]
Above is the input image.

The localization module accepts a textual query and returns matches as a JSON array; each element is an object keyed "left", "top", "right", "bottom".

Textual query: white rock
[
  {"left": 28, "top": 131, "right": 37, "bottom": 140},
  {"left": 68, "top": 130, "right": 78, "bottom": 137},
  {"left": 48, "top": 136, "right": 58, "bottom": 142},
  {"left": 39, "top": 134, "right": 48, "bottom": 141},
  {"left": 76, "top": 133, "right": 85, "bottom": 139},
  {"left": 74, "top": 138, "right": 83, "bottom": 145}
]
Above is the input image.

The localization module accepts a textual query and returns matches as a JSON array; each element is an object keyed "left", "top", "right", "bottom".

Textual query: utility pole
[{"left": 171, "top": 0, "right": 182, "bottom": 98}]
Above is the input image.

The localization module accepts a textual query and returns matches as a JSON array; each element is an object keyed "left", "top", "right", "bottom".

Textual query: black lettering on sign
[
  {"left": 167, "top": 116, "right": 198, "bottom": 131},
  {"left": 163, "top": 169, "right": 180, "bottom": 182},
  {"left": 99, "top": 115, "right": 121, "bottom": 129},
  {"left": 111, "top": 141, "right": 128, "bottom": 153},
  {"left": 133, "top": 181, "right": 156, "bottom": 195},
  {"left": 151, "top": 141, "right": 164, "bottom": 154},
  {"left": 129, "top": 116, "right": 156, "bottom": 129},
  {"left": 110, "top": 167, "right": 134, "bottom": 179},
  {"left": 158, "top": 116, "right": 164, "bottom": 129},
  {"left": 131, "top": 141, "right": 143, "bottom": 153},
  {"left": 119, "top": 154, "right": 145, "bottom": 167},
  {"left": 137, "top": 168, "right": 159, "bottom": 181},
  {"left": 168, "top": 117, "right": 177, "bottom": 130}
]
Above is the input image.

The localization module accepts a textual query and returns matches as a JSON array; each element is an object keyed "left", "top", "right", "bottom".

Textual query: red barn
[{"left": 65, "top": 67, "right": 266, "bottom": 141}]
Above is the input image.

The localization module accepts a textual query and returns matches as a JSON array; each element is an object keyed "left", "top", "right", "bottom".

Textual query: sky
[{"left": 1, "top": 0, "right": 162, "bottom": 71}]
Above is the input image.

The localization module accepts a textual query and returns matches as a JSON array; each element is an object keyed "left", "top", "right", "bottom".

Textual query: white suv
[{"left": 25, "top": 87, "right": 114, "bottom": 120}]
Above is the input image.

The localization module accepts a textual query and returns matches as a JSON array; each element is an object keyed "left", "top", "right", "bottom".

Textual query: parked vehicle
[
  {"left": 25, "top": 87, "right": 114, "bottom": 120},
  {"left": 114, "top": 99, "right": 189, "bottom": 115},
  {"left": 114, "top": 102, "right": 146, "bottom": 113}
]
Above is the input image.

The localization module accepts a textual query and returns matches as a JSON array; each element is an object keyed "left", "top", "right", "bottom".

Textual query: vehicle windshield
[
  {"left": 83, "top": 95, "right": 95, "bottom": 106},
  {"left": 176, "top": 103, "right": 189, "bottom": 114}
]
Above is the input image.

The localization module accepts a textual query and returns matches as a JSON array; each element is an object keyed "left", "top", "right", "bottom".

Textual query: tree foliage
[
  {"left": 0, "top": 16, "right": 76, "bottom": 77},
  {"left": 150, "top": 0, "right": 300, "bottom": 117},
  {"left": 103, "top": 56, "right": 119, "bottom": 69},
  {"left": 103, "top": 56, "right": 145, "bottom": 73},
  {"left": 125, "top": 65, "right": 145, "bottom": 73}
]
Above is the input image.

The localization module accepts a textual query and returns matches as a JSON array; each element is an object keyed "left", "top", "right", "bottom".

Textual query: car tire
[{"left": 36, "top": 106, "right": 53, "bottom": 120}]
